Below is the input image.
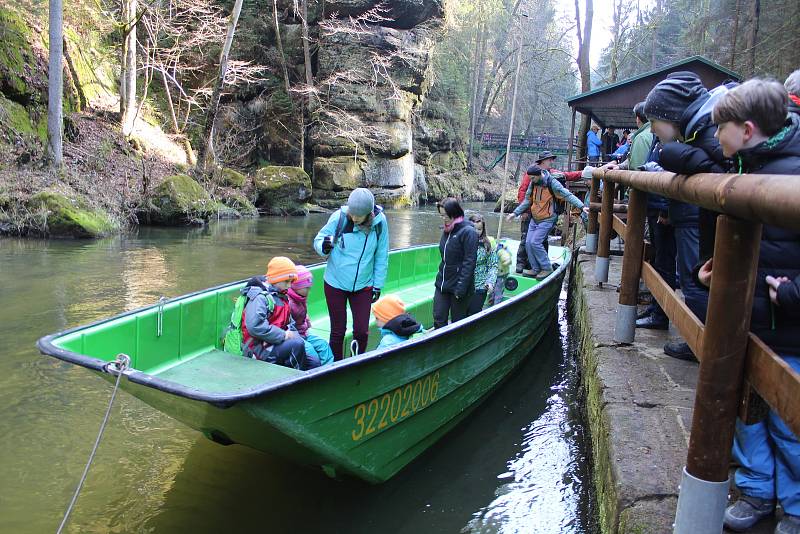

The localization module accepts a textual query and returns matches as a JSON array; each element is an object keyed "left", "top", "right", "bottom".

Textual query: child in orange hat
[
  {"left": 236, "top": 257, "right": 320, "bottom": 369},
  {"left": 372, "top": 294, "right": 424, "bottom": 350}
]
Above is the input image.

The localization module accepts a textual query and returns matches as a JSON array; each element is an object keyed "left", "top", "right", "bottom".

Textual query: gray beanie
[
  {"left": 644, "top": 71, "right": 708, "bottom": 123},
  {"left": 347, "top": 188, "right": 375, "bottom": 217}
]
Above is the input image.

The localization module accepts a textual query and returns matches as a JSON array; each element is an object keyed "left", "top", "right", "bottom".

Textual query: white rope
[
  {"left": 349, "top": 339, "right": 359, "bottom": 358},
  {"left": 56, "top": 353, "right": 130, "bottom": 534}
]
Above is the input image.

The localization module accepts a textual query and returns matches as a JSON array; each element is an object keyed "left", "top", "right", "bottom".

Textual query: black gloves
[
  {"left": 322, "top": 236, "right": 333, "bottom": 254},
  {"left": 372, "top": 287, "right": 381, "bottom": 303}
]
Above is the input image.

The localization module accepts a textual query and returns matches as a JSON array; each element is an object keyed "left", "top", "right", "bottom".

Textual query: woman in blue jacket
[
  {"left": 587, "top": 124, "right": 603, "bottom": 163},
  {"left": 314, "top": 188, "right": 389, "bottom": 360}
]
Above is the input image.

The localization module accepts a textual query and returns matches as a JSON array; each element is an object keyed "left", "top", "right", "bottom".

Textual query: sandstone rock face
[
  {"left": 144, "top": 174, "right": 225, "bottom": 225},
  {"left": 310, "top": 2, "right": 444, "bottom": 207},
  {"left": 253, "top": 165, "right": 312, "bottom": 215}
]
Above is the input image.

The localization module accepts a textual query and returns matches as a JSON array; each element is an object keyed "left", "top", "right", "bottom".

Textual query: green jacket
[{"left": 628, "top": 122, "right": 654, "bottom": 170}]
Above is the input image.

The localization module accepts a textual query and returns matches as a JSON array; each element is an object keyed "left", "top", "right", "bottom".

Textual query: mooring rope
[{"left": 56, "top": 353, "right": 130, "bottom": 534}]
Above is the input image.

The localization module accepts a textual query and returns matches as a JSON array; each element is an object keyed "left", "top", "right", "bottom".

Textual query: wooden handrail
[
  {"left": 602, "top": 191, "right": 800, "bottom": 438},
  {"left": 602, "top": 170, "right": 800, "bottom": 232}
]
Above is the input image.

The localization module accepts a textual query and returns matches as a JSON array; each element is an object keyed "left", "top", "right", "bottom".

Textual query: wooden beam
[
  {"left": 744, "top": 333, "right": 800, "bottom": 438},
  {"left": 641, "top": 262, "right": 705, "bottom": 357},
  {"left": 612, "top": 214, "right": 627, "bottom": 236}
]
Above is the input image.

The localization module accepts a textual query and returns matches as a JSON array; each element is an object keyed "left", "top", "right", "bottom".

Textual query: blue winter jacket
[
  {"left": 376, "top": 313, "right": 424, "bottom": 350},
  {"left": 587, "top": 130, "right": 603, "bottom": 157},
  {"left": 314, "top": 206, "right": 389, "bottom": 292}
]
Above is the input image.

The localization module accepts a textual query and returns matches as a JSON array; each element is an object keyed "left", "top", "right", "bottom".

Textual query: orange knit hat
[
  {"left": 372, "top": 294, "right": 406, "bottom": 324},
  {"left": 266, "top": 256, "right": 297, "bottom": 284}
]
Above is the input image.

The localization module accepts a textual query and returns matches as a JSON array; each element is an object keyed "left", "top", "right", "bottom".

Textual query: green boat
[{"left": 37, "top": 242, "right": 569, "bottom": 484}]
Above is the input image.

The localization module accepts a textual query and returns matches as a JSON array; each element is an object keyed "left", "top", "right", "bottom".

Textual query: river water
[{"left": 0, "top": 204, "right": 596, "bottom": 533}]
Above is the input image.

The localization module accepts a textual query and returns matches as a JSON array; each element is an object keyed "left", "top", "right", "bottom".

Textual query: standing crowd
[{"left": 592, "top": 68, "right": 800, "bottom": 534}]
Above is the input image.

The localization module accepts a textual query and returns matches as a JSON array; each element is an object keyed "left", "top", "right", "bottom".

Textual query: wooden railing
[{"left": 587, "top": 169, "right": 800, "bottom": 532}]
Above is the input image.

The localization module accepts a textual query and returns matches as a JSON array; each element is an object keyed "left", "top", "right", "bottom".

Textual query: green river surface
[{"left": 0, "top": 204, "right": 596, "bottom": 533}]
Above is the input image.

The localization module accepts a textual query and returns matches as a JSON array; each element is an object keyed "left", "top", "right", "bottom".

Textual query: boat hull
[{"left": 40, "top": 243, "right": 569, "bottom": 483}]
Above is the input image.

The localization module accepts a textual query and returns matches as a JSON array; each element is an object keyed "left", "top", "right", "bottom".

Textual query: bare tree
[
  {"left": 47, "top": 0, "right": 63, "bottom": 167},
  {"left": 574, "top": 0, "right": 593, "bottom": 163},
  {"left": 745, "top": 0, "right": 760, "bottom": 77},
  {"left": 196, "top": 0, "right": 245, "bottom": 172},
  {"left": 120, "top": 0, "right": 138, "bottom": 136}
]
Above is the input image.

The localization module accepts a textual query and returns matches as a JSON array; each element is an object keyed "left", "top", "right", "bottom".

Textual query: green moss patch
[
  {"left": 144, "top": 174, "right": 222, "bottom": 225},
  {"left": 252, "top": 165, "right": 312, "bottom": 216},
  {"left": 27, "top": 190, "right": 117, "bottom": 238}
]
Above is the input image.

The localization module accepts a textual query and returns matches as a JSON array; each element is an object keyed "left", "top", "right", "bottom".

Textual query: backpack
[
  {"left": 544, "top": 173, "right": 566, "bottom": 216},
  {"left": 222, "top": 290, "right": 275, "bottom": 356},
  {"left": 333, "top": 205, "right": 383, "bottom": 246}
]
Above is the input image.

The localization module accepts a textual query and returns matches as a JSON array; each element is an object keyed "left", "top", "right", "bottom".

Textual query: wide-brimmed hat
[{"left": 535, "top": 151, "right": 557, "bottom": 163}]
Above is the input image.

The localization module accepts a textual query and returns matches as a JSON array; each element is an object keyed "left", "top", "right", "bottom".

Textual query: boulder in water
[{"left": 253, "top": 165, "right": 312, "bottom": 216}]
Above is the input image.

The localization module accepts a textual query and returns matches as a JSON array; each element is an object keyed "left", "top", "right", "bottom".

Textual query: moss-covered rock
[
  {"left": 220, "top": 190, "right": 259, "bottom": 217},
  {"left": 494, "top": 189, "right": 519, "bottom": 213},
  {"left": 253, "top": 165, "right": 312, "bottom": 215},
  {"left": 217, "top": 167, "right": 247, "bottom": 188},
  {"left": 312, "top": 155, "right": 364, "bottom": 191},
  {"left": 144, "top": 174, "right": 222, "bottom": 225},
  {"left": 26, "top": 190, "right": 117, "bottom": 238}
]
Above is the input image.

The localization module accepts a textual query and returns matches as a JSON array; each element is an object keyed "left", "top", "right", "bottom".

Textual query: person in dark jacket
[
  {"left": 602, "top": 127, "right": 620, "bottom": 162},
  {"left": 433, "top": 198, "right": 478, "bottom": 329},
  {"left": 695, "top": 79, "right": 800, "bottom": 534},
  {"left": 643, "top": 71, "right": 734, "bottom": 360}
]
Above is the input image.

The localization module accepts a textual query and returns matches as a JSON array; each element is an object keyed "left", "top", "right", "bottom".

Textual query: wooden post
[
  {"left": 674, "top": 215, "right": 762, "bottom": 533},
  {"left": 613, "top": 187, "right": 647, "bottom": 343},
  {"left": 595, "top": 178, "right": 615, "bottom": 284},
  {"left": 567, "top": 108, "right": 576, "bottom": 170},
  {"left": 585, "top": 173, "right": 600, "bottom": 253}
]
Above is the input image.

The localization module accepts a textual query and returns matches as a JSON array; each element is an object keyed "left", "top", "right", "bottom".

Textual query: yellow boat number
[{"left": 351, "top": 371, "right": 440, "bottom": 441}]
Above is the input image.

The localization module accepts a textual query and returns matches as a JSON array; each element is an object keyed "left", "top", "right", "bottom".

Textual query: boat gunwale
[{"left": 37, "top": 243, "right": 570, "bottom": 408}]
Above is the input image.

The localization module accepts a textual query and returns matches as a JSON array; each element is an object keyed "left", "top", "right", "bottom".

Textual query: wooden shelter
[{"left": 565, "top": 56, "right": 741, "bottom": 166}]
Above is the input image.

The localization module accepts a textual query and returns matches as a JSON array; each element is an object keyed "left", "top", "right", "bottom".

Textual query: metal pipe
[
  {"left": 602, "top": 170, "right": 800, "bottom": 232},
  {"left": 686, "top": 215, "right": 762, "bottom": 482},
  {"left": 613, "top": 188, "right": 647, "bottom": 343},
  {"left": 585, "top": 175, "right": 601, "bottom": 253},
  {"left": 595, "top": 180, "right": 615, "bottom": 284}
]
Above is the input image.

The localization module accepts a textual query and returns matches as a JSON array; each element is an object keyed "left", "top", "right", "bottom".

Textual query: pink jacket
[{"left": 287, "top": 288, "right": 311, "bottom": 337}]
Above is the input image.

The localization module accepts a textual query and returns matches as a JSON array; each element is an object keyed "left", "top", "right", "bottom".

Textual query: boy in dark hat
[{"left": 642, "top": 71, "right": 733, "bottom": 360}]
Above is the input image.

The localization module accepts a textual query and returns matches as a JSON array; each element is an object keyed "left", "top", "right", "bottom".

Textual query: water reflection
[{"left": 0, "top": 206, "right": 593, "bottom": 533}]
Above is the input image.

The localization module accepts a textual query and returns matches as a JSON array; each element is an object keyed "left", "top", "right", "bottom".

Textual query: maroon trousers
[{"left": 324, "top": 282, "right": 373, "bottom": 360}]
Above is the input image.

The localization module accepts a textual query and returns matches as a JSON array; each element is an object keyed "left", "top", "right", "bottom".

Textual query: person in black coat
[
  {"left": 696, "top": 79, "right": 800, "bottom": 533},
  {"left": 433, "top": 198, "right": 478, "bottom": 329}
]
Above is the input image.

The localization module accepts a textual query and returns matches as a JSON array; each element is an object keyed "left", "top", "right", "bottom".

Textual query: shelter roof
[{"left": 566, "top": 56, "right": 742, "bottom": 129}]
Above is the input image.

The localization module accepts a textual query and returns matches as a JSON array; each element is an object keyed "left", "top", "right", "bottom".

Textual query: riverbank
[{"left": 571, "top": 252, "right": 776, "bottom": 533}]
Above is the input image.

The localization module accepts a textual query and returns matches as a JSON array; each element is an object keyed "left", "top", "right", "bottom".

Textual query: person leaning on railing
[{"left": 692, "top": 78, "right": 800, "bottom": 534}]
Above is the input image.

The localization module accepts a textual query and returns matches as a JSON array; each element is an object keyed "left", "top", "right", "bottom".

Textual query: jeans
[
  {"left": 488, "top": 275, "right": 506, "bottom": 306},
  {"left": 645, "top": 215, "right": 677, "bottom": 323},
  {"left": 264, "top": 336, "right": 318, "bottom": 370},
  {"left": 433, "top": 287, "right": 471, "bottom": 329},
  {"left": 324, "top": 282, "right": 373, "bottom": 360},
  {"left": 733, "top": 354, "right": 800, "bottom": 516},
  {"left": 467, "top": 289, "right": 487, "bottom": 316},
  {"left": 525, "top": 217, "right": 556, "bottom": 272},
  {"left": 517, "top": 214, "right": 531, "bottom": 271},
  {"left": 674, "top": 224, "right": 708, "bottom": 323}
]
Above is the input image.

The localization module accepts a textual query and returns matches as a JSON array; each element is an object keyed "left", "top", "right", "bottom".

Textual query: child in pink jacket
[{"left": 288, "top": 266, "right": 334, "bottom": 366}]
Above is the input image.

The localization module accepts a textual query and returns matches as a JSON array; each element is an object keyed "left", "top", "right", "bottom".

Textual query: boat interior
[{"left": 51, "top": 243, "right": 564, "bottom": 396}]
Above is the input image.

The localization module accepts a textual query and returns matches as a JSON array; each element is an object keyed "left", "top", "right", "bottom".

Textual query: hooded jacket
[
  {"left": 286, "top": 287, "right": 311, "bottom": 337},
  {"left": 377, "top": 313, "right": 424, "bottom": 349},
  {"left": 435, "top": 220, "right": 478, "bottom": 298},
  {"left": 735, "top": 113, "right": 800, "bottom": 354},
  {"left": 313, "top": 205, "right": 389, "bottom": 292},
  {"left": 241, "top": 278, "right": 295, "bottom": 359},
  {"left": 587, "top": 130, "right": 603, "bottom": 157},
  {"left": 660, "top": 85, "right": 732, "bottom": 255}
]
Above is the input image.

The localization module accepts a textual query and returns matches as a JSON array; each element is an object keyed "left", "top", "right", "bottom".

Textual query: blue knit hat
[{"left": 347, "top": 188, "right": 375, "bottom": 217}]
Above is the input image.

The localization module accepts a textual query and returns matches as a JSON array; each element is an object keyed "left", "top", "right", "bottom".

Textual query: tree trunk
[
  {"left": 574, "top": 0, "right": 593, "bottom": 163},
  {"left": 650, "top": 0, "right": 661, "bottom": 68},
  {"left": 467, "top": 20, "right": 486, "bottom": 172},
  {"left": 196, "top": 0, "right": 244, "bottom": 172},
  {"left": 120, "top": 0, "right": 138, "bottom": 137},
  {"left": 161, "top": 67, "right": 195, "bottom": 165},
  {"left": 746, "top": 0, "right": 760, "bottom": 77},
  {"left": 300, "top": 0, "right": 313, "bottom": 170},
  {"left": 273, "top": 0, "right": 292, "bottom": 96},
  {"left": 730, "top": 0, "right": 740, "bottom": 69},
  {"left": 48, "top": 0, "right": 64, "bottom": 167},
  {"left": 609, "top": 0, "right": 622, "bottom": 82}
]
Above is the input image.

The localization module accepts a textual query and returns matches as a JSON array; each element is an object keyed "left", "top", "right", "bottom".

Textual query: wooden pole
[
  {"left": 567, "top": 108, "right": 576, "bottom": 170},
  {"left": 585, "top": 173, "right": 601, "bottom": 253},
  {"left": 687, "top": 215, "right": 762, "bottom": 481},
  {"left": 613, "top": 187, "right": 647, "bottom": 342},
  {"left": 496, "top": 32, "right": 522, "bottom": 241},
  {"left": 595, "top": 178, "right": 615, "bottom": 284}
]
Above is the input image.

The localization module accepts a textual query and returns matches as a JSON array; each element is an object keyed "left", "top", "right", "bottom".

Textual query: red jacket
[{"left": 517, "top": 169, "right": 582, "bottom": 203}]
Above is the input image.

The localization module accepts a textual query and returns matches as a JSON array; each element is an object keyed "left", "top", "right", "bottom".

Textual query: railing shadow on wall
[{"left": 584, "top": 169, "right": 800, "bottom": 534}]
